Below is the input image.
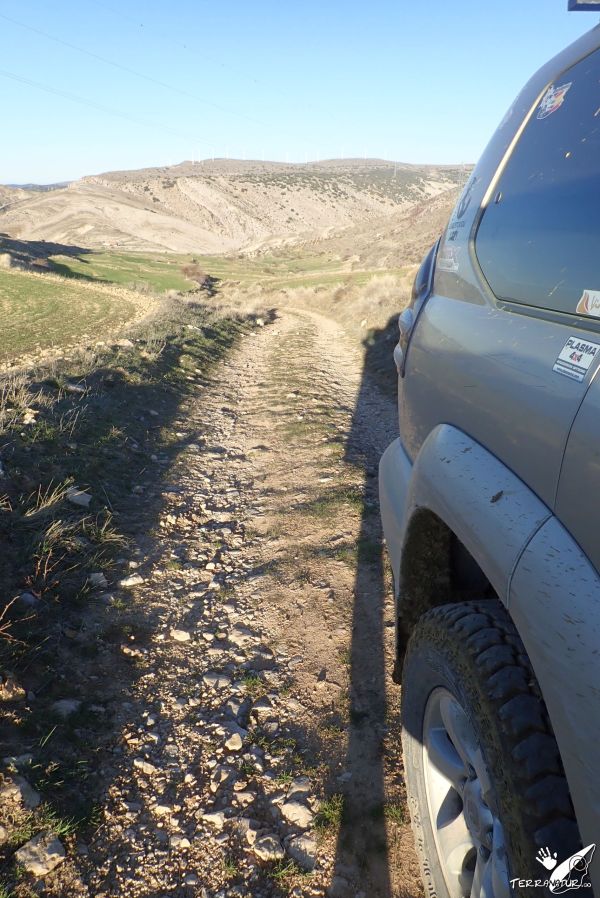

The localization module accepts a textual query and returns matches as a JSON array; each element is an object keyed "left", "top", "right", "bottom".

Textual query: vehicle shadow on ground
[
  {"left": 0, "top": 309, "right": 255, "bottom": 895},
  {"left": 330, "top": 315, "right": 418, "bottom": 898}
]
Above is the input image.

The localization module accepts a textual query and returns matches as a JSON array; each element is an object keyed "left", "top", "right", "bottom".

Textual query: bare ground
[{"left": 1, "top": 302, "right": 422, "bottom": 898}]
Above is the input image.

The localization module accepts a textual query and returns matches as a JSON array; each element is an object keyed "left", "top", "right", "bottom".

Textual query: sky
[{"left": 0, "top": 0, "right": 595, "bottom": 183}]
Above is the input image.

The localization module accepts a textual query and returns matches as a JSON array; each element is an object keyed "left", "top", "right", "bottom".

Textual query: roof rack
[{"left": 568, "top": 1, "right": 600, "bottom": 9}]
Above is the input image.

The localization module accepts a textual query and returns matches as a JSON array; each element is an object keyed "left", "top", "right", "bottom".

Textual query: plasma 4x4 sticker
[
  {"left": 553, "top": 336, "right": 600, "bottom": 382},
  {"left": 537, "top": 82, "right": 572, "bottom": 119}
]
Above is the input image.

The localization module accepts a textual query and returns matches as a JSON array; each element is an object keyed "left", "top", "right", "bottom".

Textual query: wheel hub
[
  {"left": 422, "top": 687, "right": 510, "bottom": 898},
  {"left": 462, "top": 780, "right": 492, "bottom": 847}
]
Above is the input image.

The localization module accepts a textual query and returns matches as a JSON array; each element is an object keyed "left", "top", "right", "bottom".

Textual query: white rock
[
  {"left": 152, "top": 804, "right": 172, "bottom": 817},
  {"left": 66, "top": 487, "right": 92, "bottom": 508},
  {"left": 170, "top": 629, "right": 191, "bottom": 642},
  {"left": 280, "top": 800, "right": 314, "bottom": 829},
  {"left": 253, "top": 833, "right": 284, "bottom": 862},
  {"left": 203, "top": 671, "right": 231, "bottom": 690},
  {"left": 232, "top": 791, "right": 255, "bottom": 808},
  {"left": 170, "top": 835, "right": 191, "bottom": 849},
  {"left": 287, "top": 833, "right": 318, "bottom": 871},
  {"left": 15, "top": 831, "right": 65, "bottom": 876},
  {"left": 225, "top": 732, "right": 243, "bottom": 751},
  {"left": 251, "top": 696, "right": 272, "bottom": 720},
  {"left": 202, "top": 810, "right": 225, "bottom": 830},
  {"left": 133, "top": 758, "right": 158, "bottom": 776},
  {"left": 52, "top": 699, "right": 81, "bottom": 718},
  {"left": 0, "top": 775, "right": 40, "bottom": 809},
  {"left": 228, "top": 625, "right": 256, "bottom": 648},
  {"left": 119, "top": 573, "right": 144, "bottom": 588},
  {"left": 288, "top": 776, "right": 312, "bottom": 798},
  {"left": 210, "top": 765, "right": 236, "bottom": 793}
]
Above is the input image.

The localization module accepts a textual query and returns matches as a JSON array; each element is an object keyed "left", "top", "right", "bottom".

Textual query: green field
[
  {"left": 0, "top": 269, "right": 136, "bottom": 359},
  {"left": 50, "top": 249, "right": 349, "bottom": 291},
  {"left": 50, "top": 251, "right": 196, "bottom": 293},
  {"left": 50, "top": 249, "right": 403, "bottom": 293}
]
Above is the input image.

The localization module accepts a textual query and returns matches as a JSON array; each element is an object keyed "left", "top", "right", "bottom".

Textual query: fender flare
[
  {"left": 509, "top": 516, "right": 600, "bottom": 874},
  {"left": 400, "top": 423, "right": 551, "bottom": 605}
]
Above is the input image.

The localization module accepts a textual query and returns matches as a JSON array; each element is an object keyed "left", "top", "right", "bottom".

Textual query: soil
[{"left": 1, "top": 302, "right": 423, "bottom": 898}]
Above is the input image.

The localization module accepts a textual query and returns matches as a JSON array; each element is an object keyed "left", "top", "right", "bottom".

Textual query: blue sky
[{"left": 0, "top": 0, "right": 594, "bottom": 182}]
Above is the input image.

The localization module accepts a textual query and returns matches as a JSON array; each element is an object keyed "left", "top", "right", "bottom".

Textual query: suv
[{"left": 379, "top": 23, "right": 600, "bottom": 898}]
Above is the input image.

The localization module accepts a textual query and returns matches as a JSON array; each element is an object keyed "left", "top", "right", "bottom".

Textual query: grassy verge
[{"left": 0, "top": 295, "right": 256, "bottom": 888}]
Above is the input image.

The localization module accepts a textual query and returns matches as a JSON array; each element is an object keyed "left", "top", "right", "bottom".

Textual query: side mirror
[{"left": 395, "top": 239, "right": 440, "bottom": 376}]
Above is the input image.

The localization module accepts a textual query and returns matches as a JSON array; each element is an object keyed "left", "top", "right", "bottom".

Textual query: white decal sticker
[
  {"left": 576, "top": 289, "right": 600, "bottom": 317},
  {"left": 537, "top": 82, "right": 572, "bottom": 120},
  {"left": 553, "top": 336, "right": 600, "bottom": 382},
  {"left": 436, "top": 245, "right": 460, "bottom": 273}
]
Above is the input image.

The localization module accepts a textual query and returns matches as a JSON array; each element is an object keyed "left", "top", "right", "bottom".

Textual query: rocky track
[{"left": 2, "top": 305, "right": 422, "bottom": 898}]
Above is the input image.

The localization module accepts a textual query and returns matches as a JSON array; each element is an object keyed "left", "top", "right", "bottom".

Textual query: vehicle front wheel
[{"left": 401, "top": 600, "right": 581, "bottom": 898}]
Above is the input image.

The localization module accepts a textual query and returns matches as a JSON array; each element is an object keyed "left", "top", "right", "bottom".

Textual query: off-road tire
[{"left": 401, "top": 599, "right": 582, "bottom": 898}]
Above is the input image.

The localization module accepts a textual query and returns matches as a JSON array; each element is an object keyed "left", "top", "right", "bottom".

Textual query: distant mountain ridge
[
  {"left": 0, "top": 158, "right": 468, "bottom": 255},
  {"left": 6, "top": 182, "right": 71, "bottom": 192}
]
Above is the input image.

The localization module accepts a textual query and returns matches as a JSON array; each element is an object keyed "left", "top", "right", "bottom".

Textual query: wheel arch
[{"left": 393, "top": 424, "right": 551, "bottom": 661}]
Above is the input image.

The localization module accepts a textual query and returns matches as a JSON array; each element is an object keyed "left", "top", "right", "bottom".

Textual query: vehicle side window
[{"left": 475, "top": 49, "right": 600, "bottom": 319}]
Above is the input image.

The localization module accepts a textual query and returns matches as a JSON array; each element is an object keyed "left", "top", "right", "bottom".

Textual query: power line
[
  {"left": 0, "top": 11, "right": 269, "bottom": 130},
  {"left": 87, "top": 0, "right": 261, "bottom": 81},
  {"left": 0, "top": 66, "right": 215, "bottom": 146},
  {"left": 84, "top": 0, "right": 330, "bottom": 152}
]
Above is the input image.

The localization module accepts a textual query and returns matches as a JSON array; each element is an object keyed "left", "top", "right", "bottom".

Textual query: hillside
[
  {"left": 0, "top": 159, "right": 465, "bottom": 255},
  {"left": 0, "top": 185, "right": 34, "bottom": 211},
  {"left": 305, "top": 185, "right": 461, "bottom": 269}
]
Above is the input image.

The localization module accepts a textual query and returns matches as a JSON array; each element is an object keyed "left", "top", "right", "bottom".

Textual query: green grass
[
  {"left": 241, "top": 673, "right": 267, "bottom": 698},
  {"left": 315, "top": 793, "right": 345, "bottom": 832},
  {"left": 222, "top": 856, "right": 239, "bottom": 878},
  {"left": 267, "top": 859, "right": 307, "bottom": 882},
  {"left": 50, "top": 247, "right": 407, "bottom": 296},
  {"left": 50, "top": 251, "right": 195, "bottom": 293},
  {"left": 297, "top": 484, "right": 364, "bottom": 520},
  {"left": 370, "top": 801, "right": 408, "bottom": 824},
  {"left": 0, "top": 268, "right": 136, "bottom": 359},
  {"left": 384, "top": 802, "right": 407, "bottom": 824}
]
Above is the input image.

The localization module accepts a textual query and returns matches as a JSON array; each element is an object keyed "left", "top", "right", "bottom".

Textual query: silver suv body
[{"left": 380, "top": 23, "right": 600, "bottom": 898}]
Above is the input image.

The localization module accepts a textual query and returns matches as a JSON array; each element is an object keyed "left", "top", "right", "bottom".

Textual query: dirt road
[{"left": 15, "top": 304, "right": 422, "bottom": 898}]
